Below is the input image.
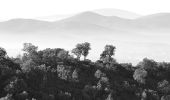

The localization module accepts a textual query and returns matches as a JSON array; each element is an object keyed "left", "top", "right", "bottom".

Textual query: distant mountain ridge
[
  {"left": 0, "top": 11, "right": 170, "bottom": 32},
  {"left": 94, "top": 8, "right": 141, "bottom": 19},
  {"left": 1, "top": 9, "right": 170, "bottom": 64},
  {"left": 32, "top": 8, "right": 141, "bottom": 21}
]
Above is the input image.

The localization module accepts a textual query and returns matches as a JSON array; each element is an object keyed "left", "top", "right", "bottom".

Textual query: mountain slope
[
  {"left": 134, "top": 13, "right": 170, "bottom": 30},
  {"left": 1, "top": 12, "right": 170, "bottom": 33},
  {"left": 0, "top": 11, "right": 170, "bottom": 64},
  {"left": 93, "top": 8, "right": 141, "bottom": 19},
  {"left": 0, "top": 19, "right": 54, "bottom": 32}
]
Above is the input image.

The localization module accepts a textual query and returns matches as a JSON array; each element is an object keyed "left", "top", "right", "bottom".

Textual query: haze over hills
[
  {"left": 0, "top": 9, "right": 170, "bottom": 65},
  {"left": 1, "top": 11, "right": 170, "bottom": 32},
  {"left": 94, "top": 8, "right": 141, "bottom": 19},
  {"left": 33, "top": 8, "right": 142, "bottom": 21}
]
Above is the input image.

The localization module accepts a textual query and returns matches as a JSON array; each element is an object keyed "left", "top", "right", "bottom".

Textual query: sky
[{"left": 0, "top": 0, "right": 170, "bottom": 20}]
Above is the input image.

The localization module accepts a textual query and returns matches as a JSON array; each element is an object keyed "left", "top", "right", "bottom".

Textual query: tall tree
[
  {"left": 100, "top": 45, "right": 116, "bottom": 63},
  {"left": 72, "top": 42, "right": 91, "bottom": 60},
  {"left": 22, "top": 43, "right": 40, "bottom": 69},
  {"left": 104, "top": 45, "right": 116, "bottom": 57},
  {"left": 81, "top": 42, "right": 91, "bottom": 60},
  {"left": 22, "top": 43, "right": 39, "bottom": 61},
  {"left": 72, "top": 48, "right": 82, "bottom": 60},
  {"left": 22, "top": 43, "right": 38, "bottom": 54}
]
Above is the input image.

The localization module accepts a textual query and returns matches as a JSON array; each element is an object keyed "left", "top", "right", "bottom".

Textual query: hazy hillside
[
  {"left": 0, "top": 10, "right": 170, "bottom": 64},
  {"left": 33, "top": 8, "right": 141, "bottom": 21},
  {"left": 94, "top": 8, "right": 141, "bottom": 19},
  {"left": 0, "top": 19, "right": 54, "bottom": 32},
  {"left": 134, "top": 13, "right": 170, "bottom": 31},
  {"left": 1, "top": 11, "right": 170, "bottom": 32}
]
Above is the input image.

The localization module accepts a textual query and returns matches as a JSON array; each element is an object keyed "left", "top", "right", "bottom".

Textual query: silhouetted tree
[
  {"left": 2, "top": 42, "right": 170, "bottom": 100},
  {"left": 0, "top": 47, "right": 6, "bottom": 58},
  {"left": 72, "top": 42, "right": 91, "bottom": 60},
  {"left": 137, "top": 58, "right": 157, "bottom": 71},
  {"left": 81, "top": 42, "right": 91, "bottom": 60},
  {"left": 22, "top": 43, "right": 38, "bottom": 53},
  {"left": 100, "top": 45, "right": 116, "bottom": 63},
  {"left": 72, "top": 48, "right": 82, "bottom": 60}
]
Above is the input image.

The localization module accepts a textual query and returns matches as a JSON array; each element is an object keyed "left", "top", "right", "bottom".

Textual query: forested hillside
[{"left": 0, "top": 42, "right": 170, "bottom": 100}]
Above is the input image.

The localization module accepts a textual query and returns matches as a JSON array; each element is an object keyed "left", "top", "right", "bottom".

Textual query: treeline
[{"left": 0, "top": 42, "right": 170, "bottom": 100}]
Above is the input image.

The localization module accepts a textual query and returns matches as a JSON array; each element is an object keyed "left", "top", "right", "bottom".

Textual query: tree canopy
[{"left": 0, "top": 42, "right": 170, "bottom": 100}]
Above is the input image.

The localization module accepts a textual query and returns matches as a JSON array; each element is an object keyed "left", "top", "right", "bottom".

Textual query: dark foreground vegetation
[{"left": 0, "top": 42, "right": 170, "bottom": 100}]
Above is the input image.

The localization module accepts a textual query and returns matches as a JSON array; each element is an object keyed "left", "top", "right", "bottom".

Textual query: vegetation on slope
[{"left": 0, "top": 42, "right": 170, "bottom": 100}]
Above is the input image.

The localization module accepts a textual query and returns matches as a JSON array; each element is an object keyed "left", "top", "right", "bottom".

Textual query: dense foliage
[{"left": 0, "top": 42, "right": 170, "bottom": 100}]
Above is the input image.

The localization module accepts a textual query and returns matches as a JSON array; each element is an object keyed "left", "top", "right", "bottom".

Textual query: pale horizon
[
  {"left": 1, "top": 0, "right": 170, "bottom": 65},
  {"left": 0, "top": 0, "right": 170, "bottom": 20}
]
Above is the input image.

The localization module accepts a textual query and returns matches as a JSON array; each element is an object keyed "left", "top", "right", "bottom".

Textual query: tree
[
  {"left": 104, "top": 45, "right": 116, "bottom": 57},
  {"left": 81, "top": 42, "right": 91, "bottom": 60},
  {"left": 161, "top": 95, "right": 170, "bottom": 100},
  {"left": 22, "top": 43, "right": 39, "bottom": 63},
  {"left": 0, "top": 47, "right": 7, "bottom": 58},
  {"left": 21, "top": 59, "right": 36, "bottom": 71},
  {"left": 39, "top": 48, "right": 63, "bottom": 66},
  {"left": 72, "top": 42, "right": 91, "bottom": 60},
  {"left": 57, "top": 50, "right": 69, "bottom": 60},
  {"left": 100, "top": 45, "right": 116, "bottom": 63},
  {"left": 137, "top": 58, "right": 157, "bottom": 71},
  {"left": 72, "top": 48, "right": 82, "bottom": 60},
  {"left": 57, "top": 64, "right": 72, "bottom": 80},
  {"left": 4, "top": 77, "right": 27, "bottom": 95},
  {"left": 133, "top": 68, "right": 148, "bottom": 84},
  {"left": 94, "top": 69, "right": 105, "bottom": 79},
  {"left": 72, "top": 69, "right": 79, "bottom": 82},
  {"left": 158, "top": 80, "right": 170, "bottom": 95},
  {"left": 22, "top": 43, "right": 38, "bottom": 54},
  {"left": 0, "top": 94, "right": 13, "bottom": 100},
  {"left": 106, "top": 93, "right": 113, "bottom": 100}
]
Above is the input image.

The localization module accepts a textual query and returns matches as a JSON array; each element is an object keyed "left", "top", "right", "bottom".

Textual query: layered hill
[{"left": 0, "top": 10, "right": 170, "bottom": 64}]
